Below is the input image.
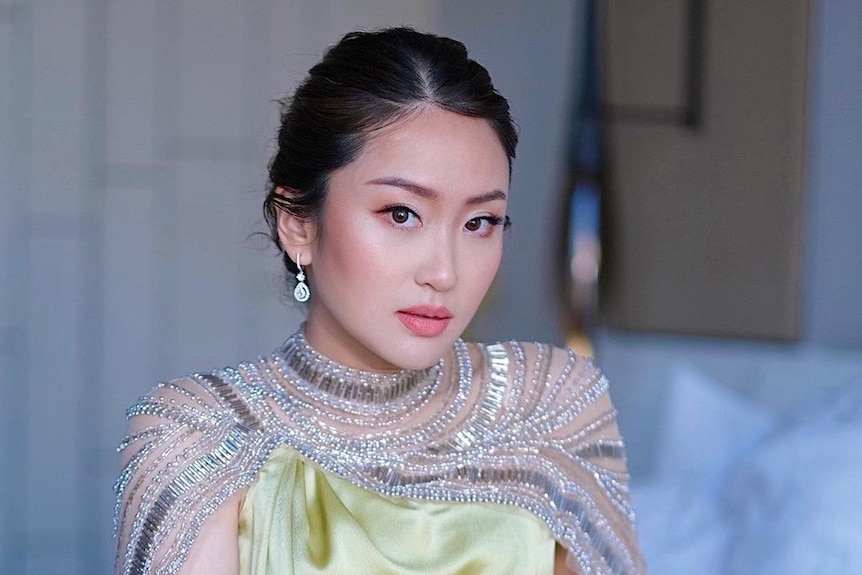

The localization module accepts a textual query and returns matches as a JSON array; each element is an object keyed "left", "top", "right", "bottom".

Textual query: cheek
[
  {"left": 312, "top": 208, "right": 398, "bottom": 288},
  {"left": 465, "top": 241, "right": 503, "bottom": 297}
]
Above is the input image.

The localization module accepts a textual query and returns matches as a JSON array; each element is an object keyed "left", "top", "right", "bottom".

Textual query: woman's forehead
[{"left": 348, "top": 108, "right": 510, "bottom": 192}]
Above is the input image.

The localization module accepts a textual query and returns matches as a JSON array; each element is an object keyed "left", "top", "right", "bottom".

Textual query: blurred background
[{"left": 1, "top": 1, "right": 861, "bottom": 573}]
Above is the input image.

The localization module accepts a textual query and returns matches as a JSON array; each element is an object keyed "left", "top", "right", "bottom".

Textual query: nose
[{"left": 414, "top": 233, "right": 458, "bottom": 292}]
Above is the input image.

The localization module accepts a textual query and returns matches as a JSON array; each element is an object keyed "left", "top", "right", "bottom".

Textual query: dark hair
[{"left": 263, "top": 27, "right": 518, "bottom": 277}]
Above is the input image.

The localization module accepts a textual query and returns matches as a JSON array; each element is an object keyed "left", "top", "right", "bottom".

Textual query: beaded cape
[{"left": 114, "top": 333, "right": 646, "bottom": 575}]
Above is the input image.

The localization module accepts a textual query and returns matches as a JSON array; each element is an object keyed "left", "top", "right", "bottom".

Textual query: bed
[{"left": 626, "top": 356, "right": 862, "bottom": 574}]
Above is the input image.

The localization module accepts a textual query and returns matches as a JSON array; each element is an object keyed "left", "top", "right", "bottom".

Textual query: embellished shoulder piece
[
  {"left": 478, "top": 341, "right": 646, "bottom": 575},
  {"left": 115, "top": 336, "right": 645, "bottom": 575},
  {"left": 114, "top": 370, "right": 270, "bottom": 575}
]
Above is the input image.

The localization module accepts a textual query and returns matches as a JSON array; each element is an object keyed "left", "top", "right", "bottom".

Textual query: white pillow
[
  {"left": 632, "top": 364, "right": 773, "bottom": 575},
  {"left": 725, "top": 382, "right": 862, "bottom": 575},
  {"left": 653, "top": 363, "right": 774, "bottom": 493}
]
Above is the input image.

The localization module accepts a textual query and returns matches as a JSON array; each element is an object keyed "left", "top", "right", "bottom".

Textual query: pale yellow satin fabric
[{"left": 239, "top": 446, "right": 555, "bottom": 575}]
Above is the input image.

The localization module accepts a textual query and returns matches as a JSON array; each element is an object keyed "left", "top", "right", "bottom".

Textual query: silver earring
[{"left": 293, "top": 251, "right": 310, "bottom": 302}]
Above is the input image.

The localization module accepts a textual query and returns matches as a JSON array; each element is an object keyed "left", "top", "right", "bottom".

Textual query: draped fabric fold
[{"left": 239, "top": 446, "right": 555, "bottom": 574}]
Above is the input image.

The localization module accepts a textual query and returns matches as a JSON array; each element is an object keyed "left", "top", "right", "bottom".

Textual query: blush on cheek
[
  {"left": 317, "top": 209, "right": 373, "bottom": 271},
  {"left": 471, "top": 252, "right": 503, "bottom": 301}
]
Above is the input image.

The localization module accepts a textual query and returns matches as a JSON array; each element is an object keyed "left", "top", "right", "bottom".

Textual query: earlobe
[{"left": 274, "top": 187, "right": 317, "bottom": 264}]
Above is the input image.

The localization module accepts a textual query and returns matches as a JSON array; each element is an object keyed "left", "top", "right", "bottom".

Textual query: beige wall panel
[
  {"left": 605, "top": 0, "right": 687, "bottom": 110},
  {"left": 603, "top": 0, "right": 808, "bottom": 339}
]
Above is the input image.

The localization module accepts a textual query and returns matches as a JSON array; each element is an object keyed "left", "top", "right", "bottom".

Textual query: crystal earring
[{"left": 293, "top": 251, "right": 310, "bottom": 302}]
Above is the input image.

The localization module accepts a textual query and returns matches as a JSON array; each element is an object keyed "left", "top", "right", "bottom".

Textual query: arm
[
  {"left": 555, "top": 542, "right": 578, "bottom": 574},
  {"left": 175, "top": 490, "right": 244, "bottom": 575}
]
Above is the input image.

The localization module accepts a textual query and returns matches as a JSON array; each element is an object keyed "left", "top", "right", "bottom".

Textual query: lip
[{"left": 396, "top": 305, "right": 453, "bottom": 337}]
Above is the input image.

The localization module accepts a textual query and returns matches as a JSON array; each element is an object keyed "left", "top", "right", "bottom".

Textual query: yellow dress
[{"left": 239, "top": 446, "right": 555, "bottom": 575}]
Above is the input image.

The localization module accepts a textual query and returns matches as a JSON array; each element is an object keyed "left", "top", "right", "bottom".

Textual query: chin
[{"left": 387, "top": 335, "right": 459, "bottom": 370}]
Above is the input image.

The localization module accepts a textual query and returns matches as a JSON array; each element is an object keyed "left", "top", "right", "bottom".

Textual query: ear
[{"left": 274, "top": 187, "right": 317, "bottom": 264}]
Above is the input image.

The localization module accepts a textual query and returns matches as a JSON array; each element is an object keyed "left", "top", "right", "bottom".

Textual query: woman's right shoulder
[
  {"left": 129, "top": 374, "right": 216, "bottom": 414},
  {"left": 128, "top": 375, "right": 216, "bottom": 415},
  {"left": 115, "top": 371, "right": 266, "bottom": 575},
  {"left": 124, "top": 367, "right": 267, "bottom": 434}
]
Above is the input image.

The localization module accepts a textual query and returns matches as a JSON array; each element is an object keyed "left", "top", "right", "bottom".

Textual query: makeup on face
[
  {"left": 396, "top": 305, "right": 454, "bottom": 338},
  {"left": 299, "top": 106, "right": 510, "bottom": 372}
]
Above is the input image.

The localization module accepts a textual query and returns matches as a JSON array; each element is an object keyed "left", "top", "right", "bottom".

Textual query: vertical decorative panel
[
  {"left": 0, "top": 16, "right": 14, "bottom": 330},
  {"left": 177, "top": 0, "right": 246, "bottom": 141},
  {"left": 173, "top": 159, "right": 247, "bottom": 371},
  {"left": 25, "top": 235, "right": 86, "bottom": 535},
  {"left": 1, "top": 6, "right": 32, "bottom": 575},
  {"left": 98, "top": 186, "right": 161, "bottom": 443},
  {"left": 29, "top": 0, "right": 89, "bottom": 215},
  {"left": 105, "top": 1, "right": 159, "bottom": 166}
]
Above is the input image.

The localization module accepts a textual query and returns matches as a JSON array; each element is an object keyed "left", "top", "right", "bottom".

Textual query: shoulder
[
  {"left": 467, "top": 339, "right": 617, "bottom": 434},
  {"left": 115, "top": 364, "right": 269, "bottom": 575},
  {"left": 123, "top": 361, "right": 269, "bottom": 435},
  {"left": 467, "top": 341, "right": 643, "bottom": 572},
  {"left": 469, "top": 340, "right": 609, "bottom": 398},
  {"left": 123, "top": 376, "right": 222, "bottom": 434}
]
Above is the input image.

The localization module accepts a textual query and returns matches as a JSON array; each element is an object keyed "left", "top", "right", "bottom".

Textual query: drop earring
[{"left": 293, "top": 251, "right": 310, "bottom": 303}]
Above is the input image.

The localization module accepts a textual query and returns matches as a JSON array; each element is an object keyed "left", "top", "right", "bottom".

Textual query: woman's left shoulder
[
  {"left": 470, "top": 339, "right": 609, "bottom": 394},
  {"left": 462, "top": 340, "right": 617, "bottom": 431}
]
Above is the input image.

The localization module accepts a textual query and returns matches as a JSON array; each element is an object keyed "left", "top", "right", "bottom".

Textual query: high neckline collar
[{"left": 278, "top": 328, "right": 443, "bottom": 404}]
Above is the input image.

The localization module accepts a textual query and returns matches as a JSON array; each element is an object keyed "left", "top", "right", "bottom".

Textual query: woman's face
[{"left": 301, "top": 106, "right": 510, "bottom": 372}]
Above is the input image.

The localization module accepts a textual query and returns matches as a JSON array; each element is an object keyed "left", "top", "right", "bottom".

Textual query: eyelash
[
  {"left": 477, "top": 215, "right": 512, "bottom": 229},
  {"left": 379, "top": 205, "right": 511, "bottom": 236}
]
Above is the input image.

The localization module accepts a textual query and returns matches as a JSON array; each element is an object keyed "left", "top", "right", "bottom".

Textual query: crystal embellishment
[{"left": 293, "top": 270, "right": 310, "bottom": 302}]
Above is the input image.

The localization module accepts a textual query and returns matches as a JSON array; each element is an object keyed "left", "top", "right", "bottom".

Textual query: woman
[{"left": 114, "top": 27, "right": 645, "bottom": 575}]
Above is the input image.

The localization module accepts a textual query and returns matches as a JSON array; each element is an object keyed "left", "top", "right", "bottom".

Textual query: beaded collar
[{"left": 278, "top": 330, "right": 444, "bottom": 406}]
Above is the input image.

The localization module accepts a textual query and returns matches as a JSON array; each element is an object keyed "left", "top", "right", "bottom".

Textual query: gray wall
[{"left": 805, "top": 0, "right": 862, "bottom": 348}]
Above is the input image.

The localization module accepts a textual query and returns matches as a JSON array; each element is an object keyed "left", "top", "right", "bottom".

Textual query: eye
[
  {"left": 378, "top": 205, "right": 421, "bottom": 229},
  {"left": 465, "top": 215, "right": 509, "bottom": 236}
]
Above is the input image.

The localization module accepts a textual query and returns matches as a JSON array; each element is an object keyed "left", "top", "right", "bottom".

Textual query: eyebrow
[{"left": 367, "top": 177, "right": 507, "bottom": 205}]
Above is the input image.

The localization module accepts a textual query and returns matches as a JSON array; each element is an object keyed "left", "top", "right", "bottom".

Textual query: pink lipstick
[{"left": 396, "top": 305, "right": 453, "bottom": 337}]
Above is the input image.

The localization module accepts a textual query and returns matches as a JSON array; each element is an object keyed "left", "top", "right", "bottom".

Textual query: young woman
[{"left": 114, "top": 27, "right": 645, "bottom": 575}]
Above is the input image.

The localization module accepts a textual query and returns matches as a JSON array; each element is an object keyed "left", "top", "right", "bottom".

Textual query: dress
[{"left": 114, "top": 331, "right": 646, "bottom": 575}]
